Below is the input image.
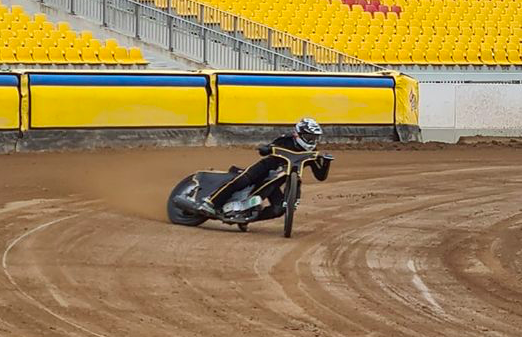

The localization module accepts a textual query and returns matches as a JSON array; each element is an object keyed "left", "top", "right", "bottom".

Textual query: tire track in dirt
[{"left": 1, "top": 148, "right": 522, "bottom": 336}]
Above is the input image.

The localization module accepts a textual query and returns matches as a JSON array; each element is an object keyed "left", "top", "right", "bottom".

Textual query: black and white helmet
[{"left": 295, "top": 118, "right": 323, "bottom": 151}]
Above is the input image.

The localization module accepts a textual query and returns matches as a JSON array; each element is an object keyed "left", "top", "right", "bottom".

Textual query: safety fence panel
[
  {"left": 28, "top": 73, "right": 209, "bottom": 128},
  {"left": 214, "top": 73, "right": 396, "bottom": 125},
  {"left": 0, "top": 74, "right": 21, "bottom": 131}
]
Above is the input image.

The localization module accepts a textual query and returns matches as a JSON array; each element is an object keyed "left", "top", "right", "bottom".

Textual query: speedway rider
[{"left": 198, "top": 118, "right": 333, "bottom": 220}]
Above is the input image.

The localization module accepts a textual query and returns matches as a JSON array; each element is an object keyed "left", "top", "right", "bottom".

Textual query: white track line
[
  {"left": 2, "top": 214, "right": 107, "bottom": 337},
  {"left": 407, "top": 260, "right": 444, "bottom": 315}
]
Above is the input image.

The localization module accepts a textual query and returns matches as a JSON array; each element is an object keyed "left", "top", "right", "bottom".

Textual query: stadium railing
[{"left": 36, "top": 0, "right": 384, "bottom": 72}]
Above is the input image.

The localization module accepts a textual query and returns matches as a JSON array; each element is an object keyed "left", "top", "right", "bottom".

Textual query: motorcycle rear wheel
[
  {"left": 284, "top": 172, "right": 298, "bottom": 238},
  {"left": 167, "top": 175, "right": 207, "bottom": 226}
]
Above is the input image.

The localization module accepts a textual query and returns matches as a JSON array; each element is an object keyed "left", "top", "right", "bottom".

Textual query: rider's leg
[
  {"left": 256, "top": 187, "right": 285, "bottom": 221},
  {"left": 209, "top": 160, "right": 270, "bottom": 210}
]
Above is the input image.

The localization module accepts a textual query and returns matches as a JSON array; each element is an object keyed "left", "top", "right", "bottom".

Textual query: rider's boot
[{"left": 197, "top": 198, "right": 216, "bottom": 216}]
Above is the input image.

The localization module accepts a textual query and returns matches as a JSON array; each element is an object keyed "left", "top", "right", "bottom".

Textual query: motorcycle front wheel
[
  {"left": 167, "top": 175, "right": 207, "bottom": 226},
  {"left": 284, "top": 172, "right": 298, "bottom": 238}
]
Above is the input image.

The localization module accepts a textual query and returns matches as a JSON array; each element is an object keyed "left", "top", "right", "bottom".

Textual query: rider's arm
[
  {"left": 258, "top": 144, "right": 272, "bottom": 156},
  {"left": 258, "top": 135, "right": 288, "bottom": 156},
  {"left": 307, "top": 156, "right": 331, "bottom": 181}
]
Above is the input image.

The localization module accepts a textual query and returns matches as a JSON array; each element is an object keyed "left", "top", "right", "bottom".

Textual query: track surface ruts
[{"left": 0, "top": 146, "right": 521, "bottom": 336}]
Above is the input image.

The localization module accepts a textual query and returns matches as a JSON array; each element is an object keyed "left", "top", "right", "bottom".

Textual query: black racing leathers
[{"left": 209, "top": 134, "right": 331, "bottom": 220}]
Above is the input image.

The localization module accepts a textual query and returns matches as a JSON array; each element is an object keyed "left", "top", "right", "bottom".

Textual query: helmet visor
[{"left": 300, "top": 133, "right": 321, "bottom": 145}]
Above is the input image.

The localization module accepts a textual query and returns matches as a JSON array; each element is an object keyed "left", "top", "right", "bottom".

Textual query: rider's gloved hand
[{"left": 258, "top": 145, "right": 272, "bottom": 156}]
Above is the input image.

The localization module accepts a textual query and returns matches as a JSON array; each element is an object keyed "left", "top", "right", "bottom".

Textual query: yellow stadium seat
[
  {"left": 0, "top": 47, "right": 17, "bottom": 63},
  {"left": 507, "top": 50, "right": 522, "bottom": 65},
  {"left": 397, "top": 49, "right": 412, "bottom": 64},
  {"left": 1, "top": 29, "right": 14, "bottom": 39},
  {"left": 48, "top": 47, "right": 67, "bottom": 63},
  {"left": 98, "top": 47, "right": 117, "bottom": 64},
  {"left": 34, "top": 13, "right": 47, "bottom": 25},
  {"left": 354, "top": 49, "right": 369, "bottom": 61},
  {"left": 32, "top": 47, "right": 50, "bottom": 64},
  {"left": 11, "top": 5, "right": 25, "bottom": 18},
  {"left": 80, "top": 30, "right": 93, "bottom": 42},
  {"left": 384, "top": 49, "right": 399, "bottom": 64},
  {"left": 2, "top": 13, "right": 14, "bottom": 25},
  {"left": 129, "top": 47, "right": 148, "bottom": 65},
  {"left": 86, "top": 39, "right": 101, "bottom": 50},
  {"left": 16, "top": 47, "right": 33, "bottom": 63},
  {"left": 370, "top": 49, "right": 385, "bottom": 64},
  {"left": 80, "top": 47, "right": 100, "bottom": 64},
  {"left": 32, "top": 30, "right": 45, "bottom": 42},
  {"left": 425, "top": 49, "right": 440, "bottom": 64},
  {"left": 65, "top": 47, "right": 83, "bottom": 64},
  {"left": 438, "top": 49, "right": 452, "bottom": 65},
  {"left": 26, "top": 21, "right": 40, "bottom": 32},
  {"left": 8, "top": 37, "right": 21, "bottom": 49},
  {"left": 41, "top": 38, "right": 56, "bottom": 49},
  {"left": 18, "top": 13, "right": 30, "bottom": 25},
  {"left": 493, "top": 50, "right": 510, "bottom": 65},
  {"left": 23, "top": 38, "right": 37, "bottom": 49},
  {"left": 73, "top": 38, "right": 86, "bottom": 49},
  {"left": 411, "top": 49, "right": 426, "bottom": 64},
  {"left": 113, "top": 47, "right": 133, "bottom": 64},
  {"left": 16, "top": 30, "right": 29, "bottom": 40},
  {"left": 57, "top": 22, "right": 70, "bottom": 35},
  {"left": 41, "top": 22, "right": 54, "bottom": 34},
  {"left": 466, "top": 49, "right": 481, "bottom": 65},
  {"left": 49, "top": 30, "right": 62, "bottom": 41},
  {"left": 452, "top": 49, "right": 466, "bottom": 64},
  {"left": 11, "top": 21, "right": 25, "bottom": 32},
  {"left": 57, "top": 38, "right": 72, "bottom": 51}
]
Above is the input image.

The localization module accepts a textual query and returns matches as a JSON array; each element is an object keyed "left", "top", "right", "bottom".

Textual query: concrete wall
[{"left": 419, "top": 82, "right": 522, "bottom": 143}]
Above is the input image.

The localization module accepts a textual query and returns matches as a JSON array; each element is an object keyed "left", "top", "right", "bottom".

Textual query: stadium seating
[
  {"left": 147, "top": 0, "right": 522, "bottom": 66},
  {"left": 0, "top": 3, "right": 148, "bottom": 66}
]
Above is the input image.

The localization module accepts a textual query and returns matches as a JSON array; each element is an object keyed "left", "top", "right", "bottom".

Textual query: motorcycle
[{"left": 166, "top": 147, "right": 333, "bottom": 238}]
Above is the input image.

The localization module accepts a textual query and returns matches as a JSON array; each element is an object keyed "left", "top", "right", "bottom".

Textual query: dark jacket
[{"left": 256, "top": 134, "right": 330, "bottom": 181}]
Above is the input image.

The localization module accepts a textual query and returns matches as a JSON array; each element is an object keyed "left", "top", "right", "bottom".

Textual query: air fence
[{"left": 0, "top": 69, "right": 419, "bottom": 152}]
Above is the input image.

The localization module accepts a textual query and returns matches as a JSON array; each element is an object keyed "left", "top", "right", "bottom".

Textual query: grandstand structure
[
  {"left": 147, "top": 0, "right": 522, "bottom": 67},
  {"left": 19, "top": 0, "right": 522, "bottom": 76},
  {"left": 0, "top": 2, "right": 148, "bottom": 67}
]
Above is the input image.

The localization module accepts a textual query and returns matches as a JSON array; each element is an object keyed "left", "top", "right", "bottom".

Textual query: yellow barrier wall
[
  {"left": 29, "top": 73, "right": 208, "bottom": 128},
  {"left": 393, "top": 73, "right": 420, "bottom": 127},
  {"left": 215, "top": 73, "right": 396, "bottom": 125},
  {"left": 0, "top": 75, "right": 20, "bottom": 130}
]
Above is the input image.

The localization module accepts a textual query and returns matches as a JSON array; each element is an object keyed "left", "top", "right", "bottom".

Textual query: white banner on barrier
[{"left": 455, "top": 84, "right": 522, "bottom": 130}]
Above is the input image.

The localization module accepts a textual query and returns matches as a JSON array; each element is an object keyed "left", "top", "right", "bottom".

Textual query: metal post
[
  {"left": 237, "top": 40, "right": 242, "bottom": 70},
  {"left": 135, "top": 3, "right": 140, "bottom": 39},
  {"left": 202, "top": 28, "right": 208, "bottom": 64},
  {"left": 199, "top": 4, "right": 204, "bottom": 25},
  {"left": 167, "top": 15, "right": 173, "bottom": 51},
  {"left": 70, "top": 0, "right": 75, "bottom": 15},
  {"left": 233, "top": 16, "right": 238, "bottom": 39},
  {"left": 233, "top": 16, "right": 238, "bottom": 50},
  {"left": 102, "top": 0, "right": 108, "bottom": 26},
  {"left": 302, "top": 40, "right": 307, "bottom": 60},
  {"left": 267, "top": 29, "right": 272, "bottom": 49},
  {"left": 337, "top": 54, "right": 343, "bottom": 72},
  {"left": 273, "top": 53, "right": 278, "bottom": 70},
  {"left": 167, "top": 0, "right": 171, "bottom": 14}
]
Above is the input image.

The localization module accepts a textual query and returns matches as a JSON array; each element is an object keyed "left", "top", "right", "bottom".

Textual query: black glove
[{"left": 258, "top": 145, "right": 272, "bottom": 156}]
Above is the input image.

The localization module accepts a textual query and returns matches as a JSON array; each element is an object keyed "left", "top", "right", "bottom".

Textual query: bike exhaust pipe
[{"left": 172, "top": 196, "right": 198, "bottom": 213}]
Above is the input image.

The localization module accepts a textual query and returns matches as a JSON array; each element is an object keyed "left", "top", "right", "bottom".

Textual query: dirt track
[{"left": 1, "top": 145, "right": 522, "bottom": 337}]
